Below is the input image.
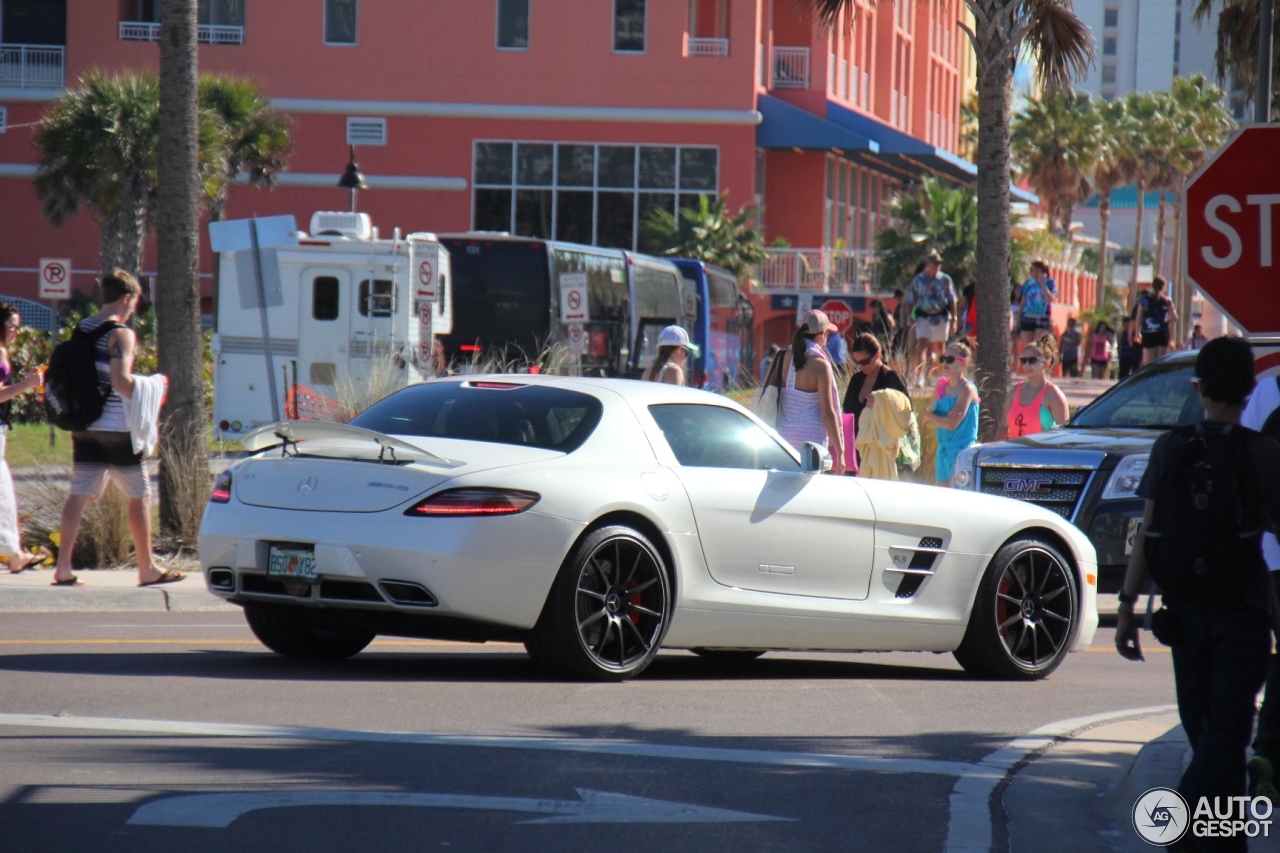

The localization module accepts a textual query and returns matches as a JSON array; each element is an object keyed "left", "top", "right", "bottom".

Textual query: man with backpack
[
  {"left": 48, "top": 270, "right": 182, "bottom": 588},
  {"left": 1242, "top": 372, "right": 1280, "bottom": 804},
  {"left": 1116, "top": 337, "right": 1280, "bottom": 852}
]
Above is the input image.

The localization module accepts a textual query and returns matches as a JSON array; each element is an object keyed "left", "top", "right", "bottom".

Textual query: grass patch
[{"left": 7, "top": 423, "right": 71, "bottom": 468}]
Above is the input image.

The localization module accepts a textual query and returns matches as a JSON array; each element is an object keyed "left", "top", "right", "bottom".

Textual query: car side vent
[{"left": 890, "top": 537, "right": 946, "bottom": 599}]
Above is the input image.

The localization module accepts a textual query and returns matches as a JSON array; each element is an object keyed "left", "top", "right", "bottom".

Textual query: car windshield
[
  {"left": 349, "top": 381, "right": 603, "bottom": 452},
  {"left": 1068, "top": 360, "right": 1203, "bottom": 429}
]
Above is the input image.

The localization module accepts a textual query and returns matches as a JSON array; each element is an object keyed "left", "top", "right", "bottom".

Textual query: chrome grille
[{"left": 979, "top": 467, "right": 1092, "bottom": 519}]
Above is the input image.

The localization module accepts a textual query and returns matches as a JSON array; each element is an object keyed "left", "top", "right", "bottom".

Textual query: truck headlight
[
  {"left": 952, "top": 446, "right": 980, "bottom": 490},
  {"left": 1101, "top": 454, "right": 1149, "bottom": 500}
]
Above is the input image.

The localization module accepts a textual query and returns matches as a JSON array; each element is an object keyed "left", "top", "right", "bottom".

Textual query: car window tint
[
  {"left": 649, "top": 404, "right": 799, "bottom": 471},
  {"left": 1070, "top": 363, "right": 1203, "bottom": 428},
  {"left": 350, "top": 382, "right": 602, "bottom": 452}
]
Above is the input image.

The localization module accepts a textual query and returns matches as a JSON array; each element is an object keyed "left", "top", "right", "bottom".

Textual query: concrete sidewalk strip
[{"left": 0, "top": 568, "right": 236, "bottom": 613}]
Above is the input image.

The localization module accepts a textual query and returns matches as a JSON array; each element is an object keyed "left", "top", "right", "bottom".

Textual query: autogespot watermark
[{"left": 1132, "top": 787, "right": 1273, "bottom": 846}]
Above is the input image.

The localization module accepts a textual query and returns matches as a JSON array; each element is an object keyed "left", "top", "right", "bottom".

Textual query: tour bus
[
  {"left": 670, "top": 258, "right": 753, "bottom": 391},
  {"left": 438, "top": 235, "right": 692, "bottom": 377}
]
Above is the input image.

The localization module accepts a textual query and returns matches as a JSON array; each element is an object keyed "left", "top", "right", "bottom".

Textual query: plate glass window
[
  {"left": 472, "top": 141, "right": 718, "bottom": 249},
  {"left": 324, "top": 0, "right": 357, "bottom": 44},
  {"left": 614, "top": 0, "right": 646, "bottom": 52},
  {"left": 497, "top": 0, "right": 529, "bottom": 48}
]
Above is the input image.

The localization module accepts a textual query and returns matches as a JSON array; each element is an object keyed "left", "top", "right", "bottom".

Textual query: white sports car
[{"left": 199, "top": 377, "right": 1099, "bottom": 681}]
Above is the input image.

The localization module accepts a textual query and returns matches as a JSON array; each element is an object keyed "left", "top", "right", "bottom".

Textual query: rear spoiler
[{"left": 240, "top": 421, "right": 459, "bottom": 468}]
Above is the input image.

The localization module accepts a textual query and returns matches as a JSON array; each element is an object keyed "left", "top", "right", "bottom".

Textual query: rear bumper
[{"left": 198, "top": 502, "right": 585, "bottom": 630}]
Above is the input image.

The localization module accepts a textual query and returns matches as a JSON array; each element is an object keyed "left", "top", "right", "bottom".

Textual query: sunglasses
[
  {"left": 1020, "top": 356, "right": 1042, "bottom": 365},
  {"left": 851, "top": 355, "right": 873, "bottom": 366},
  {"left": 939, "top": 355, "right": 966, "bottom": 365}
]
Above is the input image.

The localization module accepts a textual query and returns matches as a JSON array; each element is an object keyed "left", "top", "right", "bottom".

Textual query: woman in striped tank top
[{"left": 776, "top": 310, "right": 845, "bottom": 474}]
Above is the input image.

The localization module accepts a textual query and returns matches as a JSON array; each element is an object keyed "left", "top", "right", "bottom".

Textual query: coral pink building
[{"left": 0, "top": 0, "right": 992, "bottom": 321}]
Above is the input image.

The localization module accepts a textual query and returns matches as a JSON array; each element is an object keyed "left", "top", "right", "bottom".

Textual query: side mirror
[{"left": 801, "top": 441, "right": 833, "bottom": 474}]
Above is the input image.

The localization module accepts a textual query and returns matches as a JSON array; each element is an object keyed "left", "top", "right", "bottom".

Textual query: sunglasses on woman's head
[
  {"left": 1020, "top": 356, "right": 1041, "bottom": 365},
  {"left": 939, "top": 355, "right": 966, "bottom": 364}
]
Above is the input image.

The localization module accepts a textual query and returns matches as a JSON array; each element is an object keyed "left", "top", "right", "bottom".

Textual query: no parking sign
[{"left": 38, "top": 258, "right": 71, "bottom": 299}]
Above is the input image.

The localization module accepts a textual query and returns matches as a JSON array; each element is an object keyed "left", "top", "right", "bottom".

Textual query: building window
[
  {"left": 473, "top": 141, "right": 718, "bottom": 250},
  {"left": 1103, "top": 37, "right": 1116, "bottom": 56},
  {"left": 1103, "top": 7, "right": 1118, "bottom": 27},
  {"left": 614, "top": 0, "right": 646, "bottom": 52},
  {"left": 325, "top": 0, "right": 358, "bottom": 45},
  {"left": 497, "top": 0, "right": 529, "bottom": 49},
  {"left": 134, "top": 0, "right": 245, "bottom": 25},
  {"left": 1101, "top": 63, "right": 1116, "bottom": 84},
  {"left": 0, "top": 107, "right": 6, "bottom": 134}
]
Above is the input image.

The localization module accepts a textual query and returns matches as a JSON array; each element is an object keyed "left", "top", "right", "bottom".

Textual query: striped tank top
[{"left": 79, "top": 316, "right": 128, "bottom": 432}]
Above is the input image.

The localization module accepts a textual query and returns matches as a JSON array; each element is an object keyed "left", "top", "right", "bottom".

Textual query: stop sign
[
  {"left": 820, "top": 300, "right": 854, "bottom": 332},
  {"left": 1183, "top": 125, "right": 1280, "bottom": 336}
]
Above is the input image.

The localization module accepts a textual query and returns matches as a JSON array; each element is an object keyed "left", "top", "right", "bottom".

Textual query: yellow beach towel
[{"left": 855, "top": 389, "right": 914, "bottom": 480}]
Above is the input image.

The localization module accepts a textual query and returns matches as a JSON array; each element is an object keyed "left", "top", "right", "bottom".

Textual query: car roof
[{"left": 425, "top": 374, "right": 744, "bottom": 407}]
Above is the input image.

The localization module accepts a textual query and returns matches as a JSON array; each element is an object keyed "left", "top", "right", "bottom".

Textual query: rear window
[
  {"left": 349, "top": 381, "right": 603, "bottom": 452},
  {"left": 1069, "top": 361, "right": 1202, "bottom": 429}
]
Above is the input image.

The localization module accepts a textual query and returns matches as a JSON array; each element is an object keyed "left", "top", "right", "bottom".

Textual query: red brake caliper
[
  {"left": 628, "top": 581, "right": 641, "bottom": 625},
  {"left": 997, "top": 578, "right": 1011, "bottom": 636}
]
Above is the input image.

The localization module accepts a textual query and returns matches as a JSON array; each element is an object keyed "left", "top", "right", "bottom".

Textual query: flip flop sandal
[
  {"left": 139, "top": 570, "right": 186, "bottom": 587},
  {"left": 51, "top": 575, "right": 80, "bottom": 586}
]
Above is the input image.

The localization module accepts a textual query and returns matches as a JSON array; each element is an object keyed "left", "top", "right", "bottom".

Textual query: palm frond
[{"left": 1022, "top": 0, "right": 1096, "bottom": 90}]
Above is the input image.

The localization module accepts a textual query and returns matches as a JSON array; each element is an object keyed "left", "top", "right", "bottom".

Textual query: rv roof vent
[{"left": 309, "top": 211, "right": 373, "bottom": 240}]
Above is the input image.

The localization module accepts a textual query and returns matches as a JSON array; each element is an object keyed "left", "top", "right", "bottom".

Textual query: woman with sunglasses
[
  {"left": 0, "top": 304, "right": 46, "bottom": 573},
  {"left": 999, "top": 334, "right": 1070, "bottom": 439},
  {"left": 776, "top": 310, "right": 845, "bottom": 475},
  {"left": 842, "top": 333, "right": 908, "bottom": 438},
  {"left": 920, "top": 340, "right": 979, "bottom": 486}
]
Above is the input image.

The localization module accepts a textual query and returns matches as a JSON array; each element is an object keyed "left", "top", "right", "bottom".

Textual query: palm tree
[
  {"left": 1193, "top": 0, "right": 1279, "bottom": 116},
  {"left": 156, "top": 0, "right": 207, "bottom": 541},
  {"left": 34, "top": 72, "right": 161, "bottom": 279},
  {"left": 805, "top": 0, "right": 1092, "bottom": 440},
  {"left": 643, "top": 193, "right": 768, "bottom": 283},
  {"left": 1122, "top": 90, "right": 1165, "bottom": 307},
  {"left": 199, "top": 75, "right": 292, "bottom": 224},
  {"left": 878, "top": 177, "right": 1031, "bottom": 294},
  {"left": 1090, "top": 98, "right": 1140, "bottom": 309},
  {"left": 1011, "top": 90, "right": 1101, "bottom": 234}
]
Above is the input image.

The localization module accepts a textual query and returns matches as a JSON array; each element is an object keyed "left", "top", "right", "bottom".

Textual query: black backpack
[
  {"left": 43, "top": 321, "right": 122, "bottom": 431},
  {"left": 1144, "top": 423, "right": 1265, "bottom": 605}
]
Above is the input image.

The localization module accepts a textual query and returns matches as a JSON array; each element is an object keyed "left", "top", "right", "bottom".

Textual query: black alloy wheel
[
  {"left": 527, "top": 525, "right": 671, "bottom": 681},
  {"left": 953, "top": 537, "right": 1078, "bottom": 680}
]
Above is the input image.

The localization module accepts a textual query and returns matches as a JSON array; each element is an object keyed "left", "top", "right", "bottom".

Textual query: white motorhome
[{"left": 212, "top": 211, "right": 452, "bottom": 436}]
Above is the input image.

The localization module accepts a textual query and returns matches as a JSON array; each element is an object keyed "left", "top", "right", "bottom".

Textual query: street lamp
[{"left": 337, "top": 145, "right": 366, "bottom": 213}]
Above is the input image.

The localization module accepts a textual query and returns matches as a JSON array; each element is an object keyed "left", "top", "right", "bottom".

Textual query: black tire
[
  {"left": 244, "top": 605, "right": 375, "bottom": 660},
  {"left": 953, "top": 537, "right": 1078, "bottom": 680},
  {"left": 690, "top": 648, "right": 766, "bottom": 662},
  {"left": 530, "top": 525, "right": 672, "bottom": 682}
]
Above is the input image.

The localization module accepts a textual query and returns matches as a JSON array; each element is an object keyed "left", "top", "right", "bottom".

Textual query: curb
[{"left": 0, "top": 578, "right": 238, "bottom": 614}]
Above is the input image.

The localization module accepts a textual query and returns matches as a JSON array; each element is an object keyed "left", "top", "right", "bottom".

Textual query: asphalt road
[{"left": 0, "top": 610, "right": 1185, "bottom": 852}]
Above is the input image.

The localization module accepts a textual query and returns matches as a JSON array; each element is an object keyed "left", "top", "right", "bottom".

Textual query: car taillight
[
  {"left": 405, "top": 488, "right": 540, "bottom": 517},
  {"left": 210, "top": 471, "right": 232, "bottom": 503}
]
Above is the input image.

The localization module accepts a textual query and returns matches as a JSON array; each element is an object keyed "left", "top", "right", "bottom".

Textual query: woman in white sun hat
[
  {"left": 642, "top": 325, "right": 699, "bottom": 386},
  {"left": 775, "top": 310, "right": 846, "bottom": 474}
]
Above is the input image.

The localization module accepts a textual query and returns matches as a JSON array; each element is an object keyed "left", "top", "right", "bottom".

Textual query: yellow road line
[{"left": 0, "top": 639, "right": 523, "bottom": 647}]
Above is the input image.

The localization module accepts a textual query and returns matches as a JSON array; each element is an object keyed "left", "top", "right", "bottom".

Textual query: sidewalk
[
  {"left": 0, "top": 565, "right": 234, "bottom": 613},
  {"left": 1008, "top": 711, "right": 1280, "bottom": 852}
]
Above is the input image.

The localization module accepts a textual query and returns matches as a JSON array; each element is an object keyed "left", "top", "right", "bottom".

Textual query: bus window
[
  {"left": 440, "top": 238, "right": 551, "bottom": 361},
  {"left": 554, "top": 247, "right": 628, "bottom": 375}
]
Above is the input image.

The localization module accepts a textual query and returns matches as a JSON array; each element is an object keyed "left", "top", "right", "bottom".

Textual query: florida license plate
[
  {"left": 1124, "top": 518, "right": 1143, "bottom": 557},
  {"left": 268, "top": 545, "right": 317, "bottom": 580}
]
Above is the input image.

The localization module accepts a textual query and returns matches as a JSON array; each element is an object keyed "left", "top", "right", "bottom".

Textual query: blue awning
[
  {"left": 825, "top": 101, "right": 1038, "bottom": 205},
  {"left": 756, "top": 94, "right": 879, "bottom": 156}
]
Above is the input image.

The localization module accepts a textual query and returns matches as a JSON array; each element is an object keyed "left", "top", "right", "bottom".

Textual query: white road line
[
  {"left": 0, "top": 712, "right": 991, "bottom": 779},
  {"left": 126, "top": 788, "right": 792, "bottom": 827},
  {"left": 943, "top": 704, "right": 1179, "bottom": 853},
  {"left": 0, "top": 707, "right": 1182, "bottom": 848}
]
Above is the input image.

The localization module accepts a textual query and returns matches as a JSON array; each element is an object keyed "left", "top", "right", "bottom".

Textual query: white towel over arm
[{"left": 124, "top": 373, "right": 167, "bottom": 456}]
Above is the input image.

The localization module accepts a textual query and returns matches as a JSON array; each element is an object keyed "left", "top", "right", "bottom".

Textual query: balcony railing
[
  {"left": 771, "top": 46, "right": 810, "bottom": 89},
  {"left": 119, "top": 21, "right": 245, "bottom": 45},
  {"left": 758, "top": 249, "right": 880, "bottom": 294},
  {"left": 686, "top": 36, "right": 729, "bottom": 57},
  {"left": 0, "top": 44, "right": 65, "bottom": 89}
]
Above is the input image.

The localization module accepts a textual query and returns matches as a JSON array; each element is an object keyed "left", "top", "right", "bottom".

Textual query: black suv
[{"left": 952, "top": 351, "right": 1203, "bottom": 591}]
